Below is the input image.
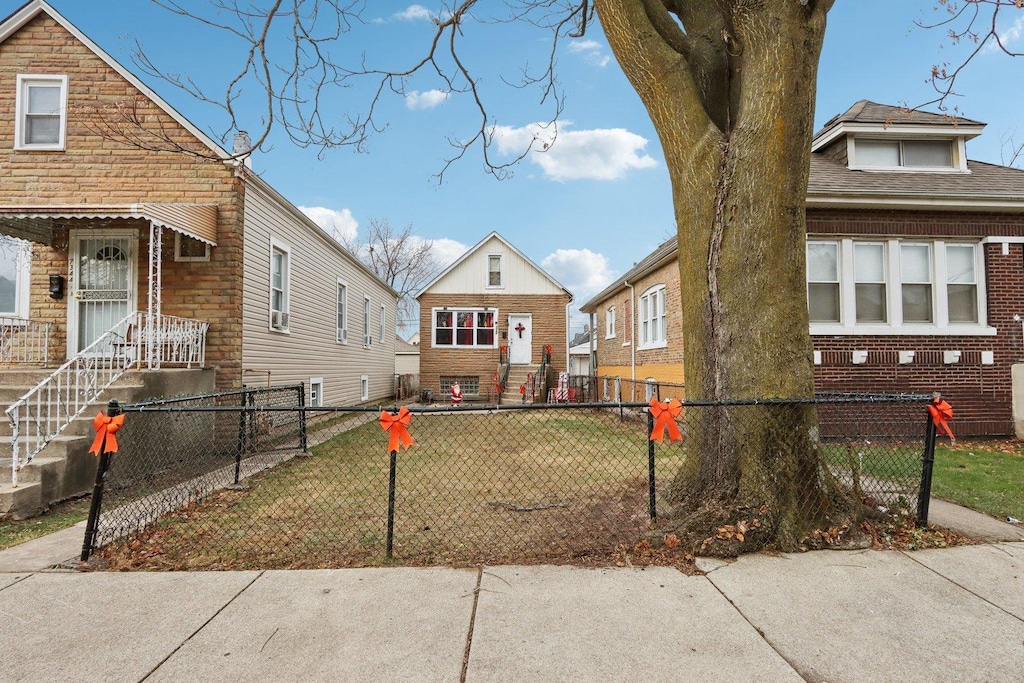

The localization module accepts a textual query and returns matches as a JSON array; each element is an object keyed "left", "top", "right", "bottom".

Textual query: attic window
[
  {"left": 855, "top": 138, "right": 954, "bottom": 169},
  {"left": 15, "top": 75, "right": 68, "bottom": 150}
]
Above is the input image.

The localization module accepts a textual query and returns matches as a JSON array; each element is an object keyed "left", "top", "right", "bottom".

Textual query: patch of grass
[
  {"left": 0, "top": 496, "right": 92, "bottom": 550},
  {"left": 931, "top": 440, "right": 1024, "bottom": 521}
]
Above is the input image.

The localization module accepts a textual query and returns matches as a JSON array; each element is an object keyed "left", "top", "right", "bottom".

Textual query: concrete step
[
  {"left": 0, "top": 455, "right": 67, "bottom": 485},
  {"left": 0, "top": 436, "right": 92, "bottom": 475},
  {"left": 0, "top": 480, "right": 43, "bottom": 520},
  {"left": 0, "top": 368, "right": 52, "bottom": 386}
]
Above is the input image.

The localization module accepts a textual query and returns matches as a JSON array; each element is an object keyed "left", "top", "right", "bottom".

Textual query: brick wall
[
  {"left": 0, "top": 14, "right": 245, "bottom": 390},
  {"left": 418, "top": 292, "right": 571, "bottom": 396},
  {"left": 808, "top": 209, "right": 1024, "bottom": 436}
]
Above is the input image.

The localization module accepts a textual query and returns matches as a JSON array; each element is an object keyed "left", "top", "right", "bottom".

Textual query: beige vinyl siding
[
  {"left": 242, "top": 181, "right": 397, "bottom": 405},
  {"left": 428, "top": 235, "right": 565, "bottom": 295}
]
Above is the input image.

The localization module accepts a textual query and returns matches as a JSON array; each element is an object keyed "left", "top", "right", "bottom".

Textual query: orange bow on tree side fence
[
  {"left": 927, "top": 395, "right": 955, "bottom": 442},
  {"left": 380, "top": 406, "right": 415, "bottom": 453},
  {"left": 89, "top": 410, "right": 125, "bottom": 456},
  {"left": 648, "top": 398, "right": 683, "bottom": 443}
]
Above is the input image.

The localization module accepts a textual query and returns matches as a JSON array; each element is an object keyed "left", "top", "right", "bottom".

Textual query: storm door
[{"left": 68, "top": 231, "right": 137, "bottom": 356}]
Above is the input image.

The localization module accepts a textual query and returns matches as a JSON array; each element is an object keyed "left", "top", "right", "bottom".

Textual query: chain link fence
[{"left": 83, "top": 393, "right": 935, "bottom": 569}]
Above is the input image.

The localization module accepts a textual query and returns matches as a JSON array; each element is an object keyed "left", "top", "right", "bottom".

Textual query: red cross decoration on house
[{"left": 515, "top": 322, "right": 526, "bottom": 338}]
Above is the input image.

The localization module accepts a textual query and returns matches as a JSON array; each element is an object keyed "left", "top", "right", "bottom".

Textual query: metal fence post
[
  {"left": 80, "top": 399, "right": 120, "bottom": 561},
  {"left": 917, "top": 415, "right": 938, "bottom": 527},
  {"left": 233, "top": 390, "right": 247, "bottom": 485},
  {"left": 298, "top": 382, "right": 308, "bottom": 453},
  {"left": 647, "top": 409, "right": 657, "bottom": 521},
  {"left": 386, "top": 449, "right": 397, "bottom": 558}
]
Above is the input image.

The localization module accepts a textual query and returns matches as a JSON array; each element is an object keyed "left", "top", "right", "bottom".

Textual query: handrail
[
  {"left": 498, "top": 362, "right": 511, "bottom": 404},
  {"left": 0, "top": 317, "right": 52, "bottom": 366},
  {"left": 6, "top": 312, "right": 209, "bottom": 487}
]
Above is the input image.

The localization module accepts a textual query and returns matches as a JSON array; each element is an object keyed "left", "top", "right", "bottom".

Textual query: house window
[
  {"left": 806, "top": 239, "right": 985, "bottom": 333},
  {"left": 946, "top": 244, "right": 978, "bottom": 323},
  {"left": 855, "top": 138, "right": 954, "bottom": 169},
  {"left": 487, "top": 254, "right": 503, "bottom": 287},
  {"left": 269, "top": 238, "right": 290, "bottom": 331},
  {"left": 309, "top": 378, "right": 323, "bottom": 407},
  {"left": 360, "top": 375, "right": 369, "bottom": 402},
  {"left": 379, "top": 303, "right": 386, "bottom": 343},
  {"left": 638, "top": 285, "right": 667, "bottom": 348},
  {"left": 174, "top": 233, "right": 210, "bottom": 262},
  {"left": 336, "top": 280, "right": 348, "bottom": 343},
  {"left": 440, "top": 376, "right": 479, "bottom": 395},
  {"left": 432, "top": 308, "right": 497, "bottom": 348},
  {"left": 854, "top": 243, "right": 887, "bottom": 323},
  {"left": 363, "top": 296, "right": 372, "bottom": 347},
  {"left": 15, "top": 75, "right": 68, "bottom": 150},
  {"left": 606, "top": 305, "right": 616, "bottom": 338},
  {"left": 900, "top": 244, "right": 933, "bottom": 323},
  {"left": 807, "top": 242, "right": 840, "bottom": 323},
  {"left": 0, "top": 238, "right": 31, "bottom": 318}
]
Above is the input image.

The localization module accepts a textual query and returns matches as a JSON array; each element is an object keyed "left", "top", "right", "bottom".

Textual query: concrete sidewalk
[{"left": 0, "top": 543, "right": 1021, "bottom": 682}]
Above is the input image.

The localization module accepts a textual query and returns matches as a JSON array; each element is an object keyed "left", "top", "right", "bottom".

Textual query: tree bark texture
[{"left": 596, "top": 1, "right": 842, "bottom": 542}]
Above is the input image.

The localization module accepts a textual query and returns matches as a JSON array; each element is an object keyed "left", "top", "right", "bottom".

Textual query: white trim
[
  {"left": 269, "top": 236, "right": 291, "bottom": 333},
  {"left": 379, "top": 302, "right": 386, "bottom": 343},
  {"left": 605, "top": 305, "right": 616, "bottom": 339},
  {"left": 0, "top": 1, "right": 230, "bottom": 159},
  {"left": 637, "top": 284, "right": 667, "bottom": 350},
  {"left": 14, "top": 74, "right": 68, "bottom": 150},
  {"left": 0, "top": 238, "right": 31, "bottom": 318},
  {"left": 805, "top": 195, "right": 1024, "bottom": 211},
  {"left": 67, "top": 229, "right": 139, "bottom": 356},
  {"left": 173, "top": 232, "right": 211, "bottom": 262},
  {"left": 309, "top": 377, "right": 323, "bottom": 407},
  {"left": 848, "top": 136, "right": 966, "bottom": 174},
  {"left": 360, "top": 374, "right": 369, "bottom": 402},
  {"left": 431, "top": 307, "right": 499, "bottom": 349},
  {"left": 812, "top": 121, "right": 985, "bottom": 152},
  {"left": 336, "top": 279, "right": 348, "bottom": 344}
]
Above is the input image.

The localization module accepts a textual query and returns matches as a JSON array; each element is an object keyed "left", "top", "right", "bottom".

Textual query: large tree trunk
[{"left": 597, "top": 1, "right": 845, "bottom": 545}]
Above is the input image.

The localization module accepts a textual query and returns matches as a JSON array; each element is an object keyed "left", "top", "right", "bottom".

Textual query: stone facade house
[
  {"left": 582, "top": 101, "right": 1024, "bottom": 436},
  {"left": 0, "top": 0, "right": 398, "bottom": 516},
  {"left": 417, "top": 232, "right": 572, "bottom": 403}
]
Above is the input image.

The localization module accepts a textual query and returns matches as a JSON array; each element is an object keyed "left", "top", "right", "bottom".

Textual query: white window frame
[
  {"left": 849, "top": 136, "right": 966, "bottom": 173},
  {"left": 808, "top": 238, "right": 992, "bottom": 336},
  {"left": 379, "top": 303, "right": 386, "bottom": 343},
  {"left": 269, "top": 237, "right": 291, "bottom": 332},
  {"left": 336, "top": 279, "right": 348, "bottom": 344},
  {"left": 431, "top": 307, "right": 498, "bottom": 348},
  {"left": 363, "top": 295, "right": 372, "bottom": 348},
  {"left": 0, "top": 238, "right": 31, "bottom": 318},
  {"left": 486, "top": 253, "right": 504, "bottom": 289},
  {"left": 309, "top": 377, "right": 323, "bottom": 408},
  {"left": 15, "top": 74, "right": 68, "bottom": 151},
  {"left": 174, "top": 233, "right": 211, "bottom": 262},
  {"left": 360, "top": 375, "right": 369, "bottom": 402},
  {"left": 605, "top": 305, "right": 616, "bottom": 339},
  {"left": 638, "top": 285, "right": 667, "bottom": 349}
]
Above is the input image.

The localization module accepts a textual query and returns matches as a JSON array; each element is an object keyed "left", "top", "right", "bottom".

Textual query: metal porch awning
[{"left": 0, "top": 203, "right": 218, "bottom": 245}]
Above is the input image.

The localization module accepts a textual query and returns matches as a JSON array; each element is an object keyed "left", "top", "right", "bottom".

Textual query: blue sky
[{"left": 7, "top": 1, "right": 1024, "bottom": 331}]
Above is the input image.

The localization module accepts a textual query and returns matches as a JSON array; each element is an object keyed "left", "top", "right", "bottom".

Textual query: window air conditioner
[{"left": 271, "top": 311, "right": 289, "bottom": 329}]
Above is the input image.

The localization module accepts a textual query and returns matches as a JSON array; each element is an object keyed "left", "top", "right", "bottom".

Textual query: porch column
[{"left": 147, "top": 221, "right": 163, "bottom": 370}]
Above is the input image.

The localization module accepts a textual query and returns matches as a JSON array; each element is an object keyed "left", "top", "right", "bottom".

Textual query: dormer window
[
  {"left": 853, "top": 138, "right": 956, "bottom": 171},
  {"left": 15, "top": 75, "right": 68, "bottom": 150}
]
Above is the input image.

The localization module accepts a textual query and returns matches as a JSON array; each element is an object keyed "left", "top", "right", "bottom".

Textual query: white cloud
[
  {"left": 492, "top": 122, "right": 658, "bottom": 182},
  {"left": 405, "top": 89, "right": 449, "bottom": 110},
  {"left": 985, "top": 15, "right": 1024, "bottom": 52},
  {"left": 541, "top": 248, "right": 617, "bottom": 303},
  {"left": 425, "top": 237, "right": 469, "bottom": 268},
  {"left": 298, "top": 206, "right": 358, "bottom": 244},
  {"left": 567, "top": 39, "right": 611, "bottom": 68},
  {"left": 395, "top": 5, "right": 432, "bottom": 21}
]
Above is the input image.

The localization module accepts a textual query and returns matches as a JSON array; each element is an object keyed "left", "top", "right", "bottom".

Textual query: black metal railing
[{"left": 80, "top": 393, "right": 936, "bottom": 569}]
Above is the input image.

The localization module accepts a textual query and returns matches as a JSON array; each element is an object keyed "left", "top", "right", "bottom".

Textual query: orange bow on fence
[
  {"left": 89, "top": 411, "right": 125, "bottom": 456},
  {"left": 649, "top": 398, "right": 683, "bottom": 443},
  {"left": 928, "top": 397, "right": 955, "bottom": 441},
  {"left": 380, "top": 406, "right": 415, "bottom": 453}
]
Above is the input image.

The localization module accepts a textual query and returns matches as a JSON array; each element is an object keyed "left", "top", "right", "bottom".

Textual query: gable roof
[
  {"left": 416, "top": 231, "right": 572, "bottom": 299},
  {"left": 0, "top": 0, "right": 230, "bottom": 160},
  {"left": 579, "top": 236, "right": 677, "bottom": 313}
]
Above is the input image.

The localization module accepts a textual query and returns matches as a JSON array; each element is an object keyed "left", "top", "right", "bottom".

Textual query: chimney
[{"left": 233, "top": 130, "right": 252, "bottom": 168}]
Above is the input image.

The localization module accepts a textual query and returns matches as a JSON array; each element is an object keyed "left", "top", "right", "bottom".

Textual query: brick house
[
  {"left": 417, "top": 232, "right": 572, "bottom": 403},
  {"left": 0, "top": 0, "right": 398, "bottom": 516},
  {"left": 582, "top": 101, "right": 1024, "bottom": 436}
]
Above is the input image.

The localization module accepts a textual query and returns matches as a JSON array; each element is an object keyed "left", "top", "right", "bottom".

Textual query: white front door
[
  {"left": 68, "top": 231, "right": 136, "bottom": 355},
  {"left": 508, "top": 314, "right": 532, "bottom": 364}
]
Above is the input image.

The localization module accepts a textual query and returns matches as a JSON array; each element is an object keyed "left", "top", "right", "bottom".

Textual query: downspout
[
  {"left": 623, "top": 279, "right": 636, "bottom": 392},
  {"left": 565, "top": 297, "right": 573, "bottom": 374},
  {"left": 589, "top": 311, "right": 597, "bottom": 376}
]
